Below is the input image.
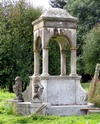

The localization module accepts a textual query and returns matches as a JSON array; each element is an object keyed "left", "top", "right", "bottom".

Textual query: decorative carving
[
  {"left": 33, "top": 76, "right": 44, "bottom": 100},
  {"left": 71, "top": 46, "right": 77, "bottom": 50},
  {"left": 60, "top": 49, "right": 66, "bottom": 54},
  {"left": 13, "top": 76, "right": 24, "bottom": 101},
  {"left": 54, "top": 28, "right": 58, "bottom": 35}
]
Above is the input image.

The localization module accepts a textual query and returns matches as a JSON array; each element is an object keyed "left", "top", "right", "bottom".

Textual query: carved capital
[
  {"left": 71, "top": 46, "right": 77, "bottom": 50},
  {"left": 34, "top": 50, "right": 40, "bottom": 52},
  {"left": 43, "top": 46, "right": 49, "bottom": 49},
  {"left": 60, "top": 50, "right": 66, "bottom": 54}
]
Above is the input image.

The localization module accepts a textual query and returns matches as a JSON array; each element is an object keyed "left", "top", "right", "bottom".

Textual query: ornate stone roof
[
  {"left": 40, "top": 8, "right": 77, "bottom": 22},
  {"left": 32, "top": 8, "right": 77, "bottom": 26}
]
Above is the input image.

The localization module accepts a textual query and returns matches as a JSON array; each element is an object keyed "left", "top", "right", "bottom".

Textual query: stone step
[
  {"left": 81, "top": 108, "right": 100, "bottom": 114},
  {"left": 88, "top": 110, "right": 100, "bottom": 114}
]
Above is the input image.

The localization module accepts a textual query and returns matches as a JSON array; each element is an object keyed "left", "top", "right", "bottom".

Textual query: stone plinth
[
  {"left": 19, "top": 75, "right": 88, "bottom": 116},
  {"left": 46, "top": 104, "right": 94, "bottom": 116},
  {"left": 17, "top": 102, "right": 45, "bottom": 115},
  {"left": 41, "top": 76, "right": 87, "bottom": 105}
]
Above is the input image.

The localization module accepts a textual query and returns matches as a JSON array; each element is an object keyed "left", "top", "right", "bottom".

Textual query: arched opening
[
  {"left": 49, "top": 38, "right": 60, "bottom": 75},
  {"left": 66, "top": 41, "right": 71, "bottom": 75},
  {"left": 48, "top": 35, "right": 71, "bottom": 76},
  {"left": 34, "top": 36, "right": 42, "bottom": 75}
]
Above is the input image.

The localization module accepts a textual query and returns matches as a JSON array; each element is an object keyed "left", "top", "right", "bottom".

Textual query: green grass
[
  {"left": 0, "top": 89, "right": 15, "bottom": 102},
  {"left": 0, "top": 113, "right": 100, "bottom": 124},
  {"left": 1, "top": 84, "right": 100, "bottom": 124},
  {"left": 81, "top": 82, "right": 90, "bottom": 91}
]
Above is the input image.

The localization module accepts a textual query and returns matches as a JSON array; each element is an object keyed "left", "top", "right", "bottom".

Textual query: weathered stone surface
[
  {"left": 41, "top": 76, "right": 87, "bottom": 105},
  {"left": 17, "top": 102, "right": 45, "bottom": 115},
  {"left": 76, "top": 80, "right": 87, "bottom": 105},
  {"left": 23, "top": 77, "right": 33, "bottom": 102},
  {"left": 17, "top": 7, "right": 88, "bottom": 116},
  {"left": 13, "top": 76, "right": 24, "bottom": 102},
  {"left": 46, "top": 104, "right": 94, "bottom": 116},
  {"left": 17, "top": 102, "right": 93, "bottom": 116}
]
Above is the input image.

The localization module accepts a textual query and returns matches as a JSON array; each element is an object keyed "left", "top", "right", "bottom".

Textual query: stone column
[
  {"left": 60, "top": 50, "right": 66, "bottom": 76},
  {"left": 41, "top": 47, "right": 49, "bottom": 76},
  {"left": 34, "top": 50, "right": 40, "bottom": 76},
  {"left": 70, "top": 47, "right": 77, "bottom": 76}
]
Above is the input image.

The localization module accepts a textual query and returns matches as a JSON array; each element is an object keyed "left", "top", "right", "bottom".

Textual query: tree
[
  {"left": 0, "top": 0, "right": 41, "bottom": 91},
  {"left": 65, "top": 0, "right": 100, "bottom": 76},
  {"left": 83, "top": 24, "right": 100, "bottom": 75},
  {"left": 65, "top": 0, "right": 100, "bottom": 55},
  {"left": 50, "top": 0, "right": 67, "bottom": 8}
]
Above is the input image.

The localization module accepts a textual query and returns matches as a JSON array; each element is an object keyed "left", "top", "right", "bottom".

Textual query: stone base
[
  {"left": 17, "top": 102, "right": 45, "bottom": 115},
  {"left": 6, "top": 99, "right": 23, "bottom": 108},
  {"left": 41, "top": 76, "right": 87, "bottom": 105},
  {"left": 46, "top": 104, "right": 94, "bottom": 116},
  {"left": 16, "top": 102, "right": 93, "bottom": 116}
]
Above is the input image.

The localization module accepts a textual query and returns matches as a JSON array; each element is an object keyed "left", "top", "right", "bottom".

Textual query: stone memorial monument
[{"left": 17, "top": 8, "right": 93, "bottom": 116}]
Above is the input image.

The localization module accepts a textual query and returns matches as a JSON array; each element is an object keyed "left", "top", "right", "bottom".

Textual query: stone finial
[{"left": 13, "top": 76, "right": 24, "bottom": 102}]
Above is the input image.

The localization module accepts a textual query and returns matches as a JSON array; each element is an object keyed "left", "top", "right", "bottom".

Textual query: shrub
[{"left": 0, "top": 101, "right": 16, "bottom": 115}]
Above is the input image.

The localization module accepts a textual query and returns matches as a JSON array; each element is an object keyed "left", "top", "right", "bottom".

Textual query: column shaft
[
  {"left": 60, "top": 50, "right": 66, "bottom": 76},
  {"left": 41, "top": 48, "right": 49, "bottom": 76},
  {"left": 34, "top": 51, "right": 39, "bottom": 76},
  {"left": 70, "top": 49, "right": 77, "bottom": 76}
]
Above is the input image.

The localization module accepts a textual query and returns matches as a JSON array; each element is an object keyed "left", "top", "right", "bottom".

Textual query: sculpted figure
[
  {"left": 33, "top": 76, "right": 44, "bottom": 100},
  {"left": 13, "top": 76, "right": 24, "bottom": 101}
]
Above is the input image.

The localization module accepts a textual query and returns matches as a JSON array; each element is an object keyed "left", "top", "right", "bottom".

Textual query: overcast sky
[
  {"left": 0, "top": 0, "right": 52, "bottom": 9},
  {"left": 28, "top": 0, "right": 51, "bottom": 9}
]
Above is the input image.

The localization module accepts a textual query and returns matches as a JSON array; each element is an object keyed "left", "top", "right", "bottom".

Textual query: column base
[
  {"left": 69, "top": 73, "right": 78, "bottom": 77},
  {"left": 60, "top": 74, "right": 68, "bottom": 76},
  {"left": 41, "top": 73, "right": 50, "bottom": 77}
]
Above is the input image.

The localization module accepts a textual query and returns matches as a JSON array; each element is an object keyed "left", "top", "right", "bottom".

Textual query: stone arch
[
  {"left": 34, "top": 36, "right": 42, "bottom": 76},
  {"left": 48, "top": 38, "right": 60, "bottom": 75},
  {"left": 48, "top": 34, "right": 71, "bottom": 75},
  {"left": 34, "top": 36, "right": 41, "bottom": 51},
  {"left": 55, "top": 35, "right": 72, "bottom": 48}
]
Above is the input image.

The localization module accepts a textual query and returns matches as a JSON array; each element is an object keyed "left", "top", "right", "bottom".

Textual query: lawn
[{"left": 0, "top": 83, "right": 100, "bottom": 124}]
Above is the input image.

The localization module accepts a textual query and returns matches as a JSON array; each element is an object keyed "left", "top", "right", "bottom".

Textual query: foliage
[
  {"left": 50, "top": 0, "right": 67, "bottom": 8},
  {"left": 81, "top": 82, "right": 90, "bottom": 92},
  {"left": 0, "top": 101, "right": 16, "bottom": 115},
  {"left": 0, "top": 0, "right": 41, "bottom": 91},
  {"left": 0, "top": 90, "right": 15, "bottom": 102},
  {"left": 49, "top": 38, "right": 70, "bottom": 75},
  {"left": 83, "top": 24, "right": 100, "bottom": 74},
  {"left": 65, "top": 0, "right": 100, "bottom": 75},
  {"left": 0, "top": 90, "right": 16, "bottom": 115},
  {"left": 66, "top": 0, "right": 100, "bottom": 54},
  {"left": 49, "top": 39, "right": 60, "bottom": 75}
]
